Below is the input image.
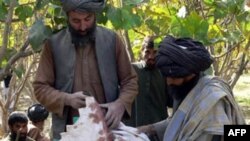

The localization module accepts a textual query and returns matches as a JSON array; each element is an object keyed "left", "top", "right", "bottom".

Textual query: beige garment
[
  {"left": 33, "top": 34, "right": 138, "bottom": 117},
  {"left": 28, "top": 124, "right": 50, "bottom": 141}
]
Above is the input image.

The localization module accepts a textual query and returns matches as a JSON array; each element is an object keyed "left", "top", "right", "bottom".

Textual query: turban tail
[
  {"left": 156, "top": 35, "right": 213, "bottom": 77},
  {"left": 61, "top": 0, "right": 105, "bottom": 13}
]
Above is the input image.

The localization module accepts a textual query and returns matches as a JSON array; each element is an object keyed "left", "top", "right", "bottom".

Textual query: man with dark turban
[
  {"left": 27, "top": 104, "right": 50, "bottom": 141},
  {"left": 33, "top": 0, "right": 138, "bottom": 140},
  {"left": 137, "top": 35, "right": 245, "bottom": 141}
]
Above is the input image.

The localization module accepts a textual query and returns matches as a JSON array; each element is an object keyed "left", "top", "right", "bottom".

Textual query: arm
[
  {"left": 33, "top": 41, "right": 87, "bottom": 117},
  {"left": 100, "top": 35, "right": 138, "bottom": 129},
  {"left": 137, "top": 119, "right": 169, "bottom": 140},
  {"left": 115, "top": 34, "right": 138, "bottom": 116},
  {"left": 33, "top": 41, "right": 67, "bottom": 117}
]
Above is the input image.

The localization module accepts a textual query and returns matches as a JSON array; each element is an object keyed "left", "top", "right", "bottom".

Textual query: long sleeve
[
  {"left": 33, "top": 41, "right": 68, "bottom": 117},
  {"left": 115, "top": 35, "right": 138, "bottom": 116}
]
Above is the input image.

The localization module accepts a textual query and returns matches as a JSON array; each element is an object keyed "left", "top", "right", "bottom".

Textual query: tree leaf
[
  {"left": 28, "top": 20, "right": 52, "bottom": 51},
  {"left": 123, "top": 0, "right": 144, "bottom": 6},
  {"left": 0, "top": 2, "right": 7, "bottom": 20},
  {"left": 13, "top": 65, "right": 25, "bottom": 79},
  {"left": 15, "top": 5, "right": 33, "bottom": 22},
  {"left": 34, "top": 0, "right": 50, "bottom": 11},
  {"left": 203, "top": 0, "right": 214, "bottom": 6}
]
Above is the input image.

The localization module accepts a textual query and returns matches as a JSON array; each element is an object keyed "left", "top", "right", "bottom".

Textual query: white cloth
[{"left": 60, "top": 97, "right": 149, "bottom": 141}]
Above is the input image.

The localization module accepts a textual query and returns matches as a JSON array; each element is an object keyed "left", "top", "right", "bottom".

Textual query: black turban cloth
[
  {"left": 27, "top": 104, "right": 49, "bottom": 122},
  {"left": 156, "top": 35, "right": 213, "bottom": 77},
  {"left": 61, "top": 0, "right": 105, "bottom": 13}
]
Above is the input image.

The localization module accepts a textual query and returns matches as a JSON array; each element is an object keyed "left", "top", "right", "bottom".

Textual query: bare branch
[
  {"left": 0, "top": 18, "right": 21, "bottom": 23},
  {"left": 133, "top": 29, "right": 146, "bottom": 36},
  {"left": 213, "top": 40, "right": 244, "bottom": 58},
  {"left": 0, "top": 40, "right": 35, "bottom": 81},
  {"left": 0, "top": 0, "right": 17, "bottom": 62},
  {"left": 13, "top": 59, "right": 36, "bottom": 109}
]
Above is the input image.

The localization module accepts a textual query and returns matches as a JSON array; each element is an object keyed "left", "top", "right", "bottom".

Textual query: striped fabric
[{"left": 163, "top": 76, "right": 245, "bottom": 141}]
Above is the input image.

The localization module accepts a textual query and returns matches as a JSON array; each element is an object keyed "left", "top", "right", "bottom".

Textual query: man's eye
[
  {"left": 85, "top": 18, "right": 91, "bottom": 21},
  {"left": 73, "top": 19, "right": 80, "bottom": 23}
]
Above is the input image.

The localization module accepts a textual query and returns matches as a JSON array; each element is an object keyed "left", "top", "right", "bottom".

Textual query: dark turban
[
  {"left": 61, "top": 0, "right": 105, "bottom": 13},
  {"left": 27, "top": 104, "right": 49, "bottom": 122},
  {"left": 156, "top": 35, "right": 213, "bottom": 77}
]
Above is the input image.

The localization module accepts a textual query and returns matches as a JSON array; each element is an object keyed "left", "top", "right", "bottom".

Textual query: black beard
[
  {"left": 145, "top": 59, "right": 155, "bottom": 70},
  {"left": 145, "top": 64, "right": 155, "bottom": 70},
  {"left": 168, "top": 74, "right": 200, "bottom": 101},
  {"left": 10, "top": 132, "right": 27, "bottom": 141},
  {"left": 68, "top": 22, "right": 96, "bottom": 47}
]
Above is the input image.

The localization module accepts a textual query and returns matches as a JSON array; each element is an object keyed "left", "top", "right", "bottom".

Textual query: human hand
[
  {"left": 65, "top": 91, "right": 89, "bottom": 109},
  {"left": 99, "top": 100, "right": 125, "bottom": 129},
  {"left": 137, "top": 124, "right": 156, "bottom": 137}
]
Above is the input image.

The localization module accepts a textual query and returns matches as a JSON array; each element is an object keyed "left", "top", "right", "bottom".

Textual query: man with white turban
[{"left": 33, "top": 0, "right": 138, "bottom": 140}]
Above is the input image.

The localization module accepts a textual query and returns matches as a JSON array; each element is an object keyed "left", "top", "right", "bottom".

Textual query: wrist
[
  {"left": 148, "top": 124, "right": 156, "bottom": 136},
  {"left": 64, "top": 93, "right": 71, "bottom": 106}
]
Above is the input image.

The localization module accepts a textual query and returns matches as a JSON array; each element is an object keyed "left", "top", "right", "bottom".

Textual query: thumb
[{"left": 99, "top": 103, "right": 109, "bottom": 108}]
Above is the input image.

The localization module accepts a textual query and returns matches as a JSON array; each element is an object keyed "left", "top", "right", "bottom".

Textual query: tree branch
[
  {"left": 0, "top": 18, "right": 21, "bottom": 23},
  {"left": 133, "top": 28, "right": 146, "bottom": 36},
  {"left": 0, "top": 0, "right": 17, "bottom": 63},
  {"left": 0, "top": 40, "right": 35, "bottom": 81},
  {"left": 213, "top": 40, "right": 244, "bottom": 58}
]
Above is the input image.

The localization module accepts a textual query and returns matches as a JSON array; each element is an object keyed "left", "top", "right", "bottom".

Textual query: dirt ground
[{"left": 233, "top": 74, "right": 250, "bottom": 124}]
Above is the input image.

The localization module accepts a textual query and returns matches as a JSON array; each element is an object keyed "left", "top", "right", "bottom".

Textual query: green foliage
[
  {"left": 107, "top": 5, "right": 142, "bottom": 30},
  {"left": 13, "top": 64, "right": 25, "bottom": 78},
  {"left": 34, "top": 0, "right": 50, "bottom": 11},
  {"left": 0, "top": 2, "right": 7, "bottom": 20},
  {"left": 15, "top": 5, "right": 33, "bottom": 22},
  {"left": 0, "top": 0, "right": 249, "bottom": 82},
  {"left": 170, "top": 12, "right": 209, "bottom": 43},
  {"left": 123, "top": 0, "right": 144, "bottom": 6},
  {"left": 28, "top": 20, "right": 52, "bottom": 51}
]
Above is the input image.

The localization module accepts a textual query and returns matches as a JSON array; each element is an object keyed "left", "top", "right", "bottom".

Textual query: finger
[
  {"left": 105, "top": 109, "right": 112, "bottom": 122},
  {"left": 78, "top": 94, "right": 87, "bottom": 101},
  {"left": 79, "top": 101, "right": 86, "bottom": 107},
  {"left": 109, "top": 117, "right": 119, "bottom": 129},
  {"left": 74, "top": 101, "right": 85, "bottom": 108},
  {"left": 99, "top": 103, "right": 109, "bottom": 108},
  {"left": 106, "top": 113, "right": 116, "bottom": 128},
  {"left": 82, "top": 91, "right": 91, "bottom": 96}
]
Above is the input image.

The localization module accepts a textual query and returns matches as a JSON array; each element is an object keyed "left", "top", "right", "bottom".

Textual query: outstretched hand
[
  {"left": 99, "top": 101, "right": 125, "bottom": 129},
  {"left": 137, "top": 124, "right": 156, "bottom": 137}
]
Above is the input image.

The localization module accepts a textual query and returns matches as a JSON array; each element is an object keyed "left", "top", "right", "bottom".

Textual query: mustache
[{"left": 146, "top": 59, "right": 155, "bottom": 62}]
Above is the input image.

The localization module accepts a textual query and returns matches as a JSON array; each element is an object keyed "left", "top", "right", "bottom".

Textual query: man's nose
[
  {"left": 148, "top": 54, "right": 154, "bottom": 59},
  {"left": 80, "top": 22, "right": 87, "bottom": 31}
]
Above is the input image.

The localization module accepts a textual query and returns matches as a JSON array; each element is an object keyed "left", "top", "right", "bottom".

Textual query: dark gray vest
[{"left": 49, "top": 26, "right": 119, "bottom": 139}]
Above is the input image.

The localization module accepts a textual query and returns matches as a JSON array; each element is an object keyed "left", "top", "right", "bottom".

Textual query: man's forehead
[
  {"left": 143, "top": 48, "right": 157, "bottom": 52},
  {"left": 13, "top": 122, "right": 27, "bottom": 127}
]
